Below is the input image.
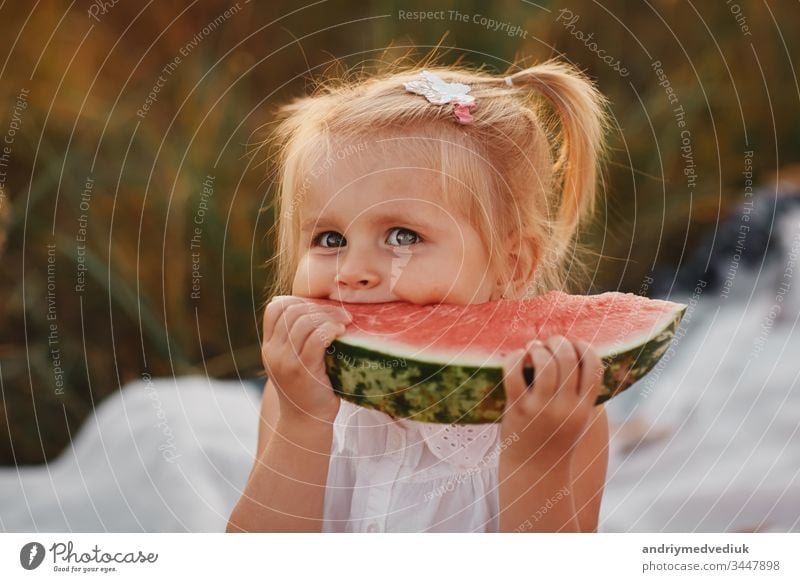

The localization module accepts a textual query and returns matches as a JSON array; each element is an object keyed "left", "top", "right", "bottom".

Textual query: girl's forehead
[
  {"left": 303, "top": 148, "right": 446, "bottom": 205},
  {"left": 296, "top": 132, "right": 483, "bottom": 226},
  {"left": 298, "top": 172, "right": 477, "bottom": 235},
  {"left": 300, "top": 172, "right": 450, "bottom": 224}
]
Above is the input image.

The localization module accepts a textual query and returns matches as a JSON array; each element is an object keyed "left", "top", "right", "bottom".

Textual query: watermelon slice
[{"left": 310, "top": 291, "right": 687, "bottom": 424}]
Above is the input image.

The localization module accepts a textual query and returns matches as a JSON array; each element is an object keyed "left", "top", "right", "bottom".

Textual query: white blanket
[
  {"left": 601, "top": 279, "right": 800, "bottom": 532},
  {"left": 0, "top": 377, "right": 261, "bottom": 532}
]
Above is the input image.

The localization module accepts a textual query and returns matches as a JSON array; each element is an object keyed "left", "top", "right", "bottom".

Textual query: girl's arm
[
  {"left": 498, "top": 336, "right": 608, "bottom": 532},
  {"left": 226, "top": 379, "right": 335, "bottom": 532},
  {"left": 568, "top": 405, "right": 609, "bottom": 531},
  {"left": 227, "top": 297, "right": 350, "bottom": 532},
  {"left": 499, "top": 405, "right": 609, "bottom": 532}
]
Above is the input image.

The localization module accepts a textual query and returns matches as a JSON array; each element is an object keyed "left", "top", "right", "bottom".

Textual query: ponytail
[{"left": 505, "top": 60, "right": 610, "bottom": 252}]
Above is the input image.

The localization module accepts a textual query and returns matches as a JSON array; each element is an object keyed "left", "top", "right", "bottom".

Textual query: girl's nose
[{"left": 334, "top": 248, "right": 381, "bottom": 289}]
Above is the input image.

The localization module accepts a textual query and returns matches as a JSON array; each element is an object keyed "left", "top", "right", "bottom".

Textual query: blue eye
[
  {"left": 312, "top": 228, "right": 421, "bottom": 248},
  {"left": 387, "top": 227, "right": 421, "bottom": 246},
  {"left": 314, "top": 231, "right": 345, "bottom": 248}
]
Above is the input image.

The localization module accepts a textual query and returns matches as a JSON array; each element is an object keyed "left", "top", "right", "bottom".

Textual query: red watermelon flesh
[
  {"left": 315, "top": 290, "right": 681, "bottom": 365},
  {"left": 307, "top": 290, "right": 687, "bottom": 424}
]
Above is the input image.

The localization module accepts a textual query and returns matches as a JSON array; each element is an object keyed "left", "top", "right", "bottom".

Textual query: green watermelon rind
[{"left": 324, "top": 304, "right": 687, "bottom": 424}]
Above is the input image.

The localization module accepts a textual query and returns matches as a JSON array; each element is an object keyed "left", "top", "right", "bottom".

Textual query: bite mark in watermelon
[{"left": 310, "top": 291, "right": 687, "bottom": 424}]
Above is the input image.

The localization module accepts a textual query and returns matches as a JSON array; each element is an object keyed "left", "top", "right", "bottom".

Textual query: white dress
[{"left": 322, "top": 398, "right": 503, "bottom": 532}]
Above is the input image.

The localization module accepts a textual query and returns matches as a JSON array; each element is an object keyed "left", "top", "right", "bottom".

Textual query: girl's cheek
[
  {"left": 292, "top": 256, "right": 332, "bottom": 296},
  {"left": 393, "top": 264, "right": 454, "bottom": 304},
  {"left": 404, "top": 257, "right": 494, "bottom": 304}
]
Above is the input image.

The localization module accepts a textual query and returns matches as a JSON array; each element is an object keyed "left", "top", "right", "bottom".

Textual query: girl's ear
[{"left": 499, "top": 236, "right": 540, "bottom": 298}]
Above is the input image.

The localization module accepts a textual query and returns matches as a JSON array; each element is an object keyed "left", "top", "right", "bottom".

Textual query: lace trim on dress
[
  {"left": 414, "top": 422, "right": 499, "bottom": 469},
  {"left": 336, "top": 398, "right": 501, "bottom": 470}
]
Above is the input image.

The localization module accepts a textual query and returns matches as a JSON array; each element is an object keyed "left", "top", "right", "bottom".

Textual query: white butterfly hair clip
[{"left": 403, "top": 70, "right": 476, "bottom": 124}]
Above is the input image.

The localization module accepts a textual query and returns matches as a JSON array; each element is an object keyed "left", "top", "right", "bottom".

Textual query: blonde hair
[{"left": 258, "top": 56, "right": 610, "bottom": 304}]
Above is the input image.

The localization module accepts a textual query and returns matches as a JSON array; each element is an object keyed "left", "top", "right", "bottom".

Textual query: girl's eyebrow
[{"left": 300, "top": 209, "right": 439, "bottom": 232}]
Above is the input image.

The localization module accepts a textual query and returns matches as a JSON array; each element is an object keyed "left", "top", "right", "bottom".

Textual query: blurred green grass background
[{"left": 0, "top": 0, "right": 798, "bottom": 464}]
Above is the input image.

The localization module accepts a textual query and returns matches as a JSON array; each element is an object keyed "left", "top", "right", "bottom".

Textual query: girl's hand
[
  {"left": 499, "top": 336, "right": 605, "bottom": 467},
  {"left": 261, "top": 296, "right": 352, "bottom": 424}
]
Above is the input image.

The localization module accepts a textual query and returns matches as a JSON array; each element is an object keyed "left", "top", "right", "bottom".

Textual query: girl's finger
[
  {"left": 263, "top": 296, "right": 303, "bottom": 343},
  {"left": 299, "top": 320, "right": 347, "bottom": 368},
  {"left": 268, "top": 300, "right": 350, "bottom": 345},
  {"left": 577, "top": 340, "right": 604, "bottom": 405},
  {"left": 285, "top": 312, "right": 328, "bottom": 357},
  {"left": 289, "top": 311, "right": 352, "bottom": 367},
  {"left": 546, "top": 335, "right": 581, "bottom": 397},
  {"left": 529, "top": 340, "right": 558, "bottom": 402},
  {"left": 270, "top": 300, "right": 310, "bottom": 346},
  {"left": 501, "top": 348, "right": 530, "bottom": 409}
]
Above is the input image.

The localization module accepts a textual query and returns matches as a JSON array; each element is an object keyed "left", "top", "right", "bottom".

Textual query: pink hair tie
[
  {"left": 452, "top": 102, "right": 476, "bottom": 124},
  {"left": 403, "top": 70, "right": 477, "bottom": 125}
]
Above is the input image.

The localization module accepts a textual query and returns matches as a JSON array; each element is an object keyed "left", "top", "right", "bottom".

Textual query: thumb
[{"left": 502, "top": 348, "right": 530, "bottom": 409}]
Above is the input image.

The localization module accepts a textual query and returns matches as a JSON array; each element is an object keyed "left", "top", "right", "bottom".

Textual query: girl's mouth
[{"left": 328, "top": 297, "right": 397, "bottom": 305}]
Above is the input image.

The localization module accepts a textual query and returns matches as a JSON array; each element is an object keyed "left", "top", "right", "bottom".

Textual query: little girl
[{"left": 227, "top": 57, "right": 611, "bottom": 533}]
